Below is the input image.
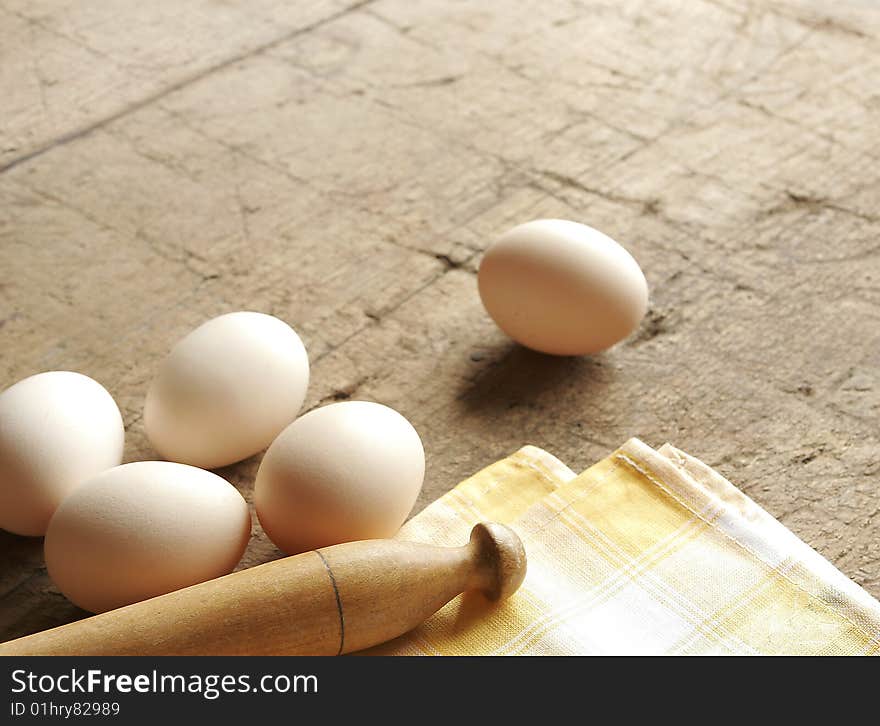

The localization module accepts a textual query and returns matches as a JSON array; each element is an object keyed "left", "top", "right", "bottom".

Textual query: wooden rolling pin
[{"left": 0, "top": 523, "right": 526, "bottom": 656}]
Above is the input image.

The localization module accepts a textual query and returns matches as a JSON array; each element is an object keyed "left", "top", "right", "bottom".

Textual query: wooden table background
[{"left": 2, "top": 0, "right": 879, "bottom": 642}]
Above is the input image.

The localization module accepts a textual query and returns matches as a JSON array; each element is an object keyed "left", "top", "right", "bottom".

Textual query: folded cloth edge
[
  {"left": 515, "top": 444, "right": 577, "bottom": 485},
  {"left": 616, "top": 437, "right": 880, "bottom": 645}
]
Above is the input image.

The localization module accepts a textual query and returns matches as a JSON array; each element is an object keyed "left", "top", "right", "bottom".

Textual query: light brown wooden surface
[
  {"left": 0, "top": 524, "right": 524, "bottom": 655},
  {"left": 2, "top": 0, "right": 880, "bottom": 642}
]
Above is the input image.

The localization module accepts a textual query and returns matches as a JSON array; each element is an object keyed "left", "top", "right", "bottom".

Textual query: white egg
[
  {"left": 478, "top": 219, "right": 649, "bottom": 355},
  {"left": 144, "top": 311, "right": 309, "bottom": 469},
  {"left": 45, "top": 461, "right": 251, "bottom": 613},
  {"left": 255, "top": 401, "right": 425, "bottom": 555},
  {"left": 0, "top": 371, "right": 124, "bottom": 536}
]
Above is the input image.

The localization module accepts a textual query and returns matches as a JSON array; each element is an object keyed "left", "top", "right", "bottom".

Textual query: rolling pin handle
[
  {"left": 466, "top": 523, "right": 527, "bottom": 601},
  {"left": 0, "top": 522, "right": 528, "bottom": 656}
]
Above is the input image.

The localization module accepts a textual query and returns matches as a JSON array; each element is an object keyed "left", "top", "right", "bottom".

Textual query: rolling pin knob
[{"left": 467, "top": 523, "right": 528, "bottom": 601}]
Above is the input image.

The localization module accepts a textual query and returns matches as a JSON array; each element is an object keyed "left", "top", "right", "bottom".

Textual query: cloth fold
[{"left": 365, "top": 438, "right": 880, "bottom": 655}]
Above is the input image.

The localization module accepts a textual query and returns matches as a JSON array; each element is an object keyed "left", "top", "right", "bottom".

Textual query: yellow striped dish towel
[{"left": 366, "top": 438, "right": 880, "bottom": 655}]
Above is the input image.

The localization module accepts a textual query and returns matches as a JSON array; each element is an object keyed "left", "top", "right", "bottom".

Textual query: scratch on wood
[{"left": 0, "top": 0, "right": 379, "bottom": 175}]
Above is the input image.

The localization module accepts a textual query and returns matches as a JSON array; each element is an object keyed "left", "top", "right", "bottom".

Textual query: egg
[
  {"left": 144, "top": 311, "right": 309, "bottom": 469},
  {"left": 478, "top": 219, "right": 649, "bottom": 355},
  {"left": 255, "top": 401, "right": 425, "bottom": 554},
  {"left": 45, "top": 461, "right": 251, "bottom": 613},
  {"left": 0, "top": 371, "right": 124, "bottom": 537}
]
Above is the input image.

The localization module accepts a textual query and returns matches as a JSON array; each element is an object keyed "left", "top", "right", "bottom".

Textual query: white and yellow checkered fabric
[{"left": 367, "top": 438, "right": 880, "bottom": 655}]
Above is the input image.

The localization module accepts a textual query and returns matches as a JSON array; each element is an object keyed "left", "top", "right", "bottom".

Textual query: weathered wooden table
[{"left": 2, "top": 0, "right": 879, "bottom": 642}]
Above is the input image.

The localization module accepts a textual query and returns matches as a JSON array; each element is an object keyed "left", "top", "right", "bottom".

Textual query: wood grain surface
[{"left": 2, "top": 0, "right": 879, "bottom": 642}]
